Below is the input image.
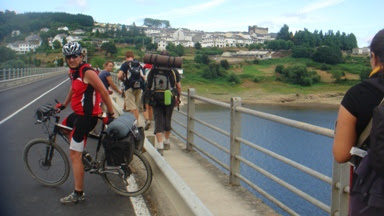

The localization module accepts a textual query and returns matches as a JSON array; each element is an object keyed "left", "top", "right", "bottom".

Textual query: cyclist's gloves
[
  {"left": 103, "top": 112, "right": 115, "bottom": 125},
  {"left": 55, "top": 103, "right": 66, "bottom": 112}
]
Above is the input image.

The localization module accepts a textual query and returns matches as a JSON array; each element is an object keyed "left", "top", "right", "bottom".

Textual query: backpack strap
[
  {"left": 358, "top": 98, "right": 384, "bottom": 147},
  {"left": 357, "top": 78, "right": 384, "bottom": 147}
]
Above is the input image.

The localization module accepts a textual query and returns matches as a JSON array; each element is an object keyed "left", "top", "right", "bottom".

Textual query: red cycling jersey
[{"left": 69, "top": 63, "right": 102, "bottom": 116}]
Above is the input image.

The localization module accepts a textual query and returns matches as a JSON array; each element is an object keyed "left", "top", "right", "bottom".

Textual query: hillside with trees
[{"left": 0, "top": 10, "right": 94, "bottom": 41}]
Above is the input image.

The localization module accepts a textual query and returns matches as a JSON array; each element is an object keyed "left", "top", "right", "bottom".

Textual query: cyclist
[{"left": 56, "top": 42, "right": 115, "bottom": 204}]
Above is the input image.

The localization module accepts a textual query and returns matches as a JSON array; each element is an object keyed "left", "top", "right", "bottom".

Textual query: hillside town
[
  {"left": 6, "top": 23, "right": 275, "bottom": 53},
  {"left": 6, "top": 22, "right": 370, "bottom": 57}
]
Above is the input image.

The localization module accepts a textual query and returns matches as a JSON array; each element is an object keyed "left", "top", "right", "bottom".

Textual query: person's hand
[
  {"left": 55, "top": 102, "right": 66, "bottom": 113},
  {"left": 103, "top": 112, "right": 115, "bottom": 125},
  {"left": 175, "top": 99, "right": 181, "bottom": 107}
]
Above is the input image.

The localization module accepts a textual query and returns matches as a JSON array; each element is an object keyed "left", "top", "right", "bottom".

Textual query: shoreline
[{"left": 184, "top": 92, "right": 343, "bottom": 109}]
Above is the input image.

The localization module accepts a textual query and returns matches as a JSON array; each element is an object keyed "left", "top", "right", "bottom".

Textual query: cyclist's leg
[
  {"left": 62, "top": 115, "right": 97, "bottom": 203},
  {"left": 61, "top": 113, "right": 77, "bottom": 141}
]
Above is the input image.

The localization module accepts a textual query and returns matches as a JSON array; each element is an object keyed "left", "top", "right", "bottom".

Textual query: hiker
[
  {"left": 117, "top": 51, "right": 145, "bottom": 121},
  {"left": 333, "top": 28, "right": 384, "bottom": 215},
  {"left": 146, "top": 51, "right": 182, "bottom": 155}
]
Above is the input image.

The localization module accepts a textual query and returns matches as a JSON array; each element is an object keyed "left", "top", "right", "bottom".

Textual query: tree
[
  {"left": 0, "top": 59, "right": 26, "bottom": 68},
  {"left": 220, "top": 60, "right": 230, "bottom": 70},
  {"left": 0, "top": 46, "right": 17, "bottom": 63},
  {"left": 277, "top": 24, "right": 291, "bottom": 41},
  {"left": 175, "top": 44, "right": 185, "bottom": 57},
  {"left": 194, "top": 54, "right": 210, "bottom": 64},
  {"left": 311, "top": 46, "right": 343, "bottom": 64},
  {"left": 194, "top": 42, "right": 202, "bottom": 50},
  {"left": 292, "top": 45, "right": 315, "bottom": 58},
  {"left": 280, "top": 64, "right": 320, "bottom": 86},
  {"left": 101, "top": 41, "right": 117, "bottom": 56},
  {"left": 52, "top": 40, "right": 61, "bottom": 49}
]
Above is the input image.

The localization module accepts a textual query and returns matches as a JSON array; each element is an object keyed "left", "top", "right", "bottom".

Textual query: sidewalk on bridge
[{"left": 110, "top": 91, "right": 279, "bottom": 216}]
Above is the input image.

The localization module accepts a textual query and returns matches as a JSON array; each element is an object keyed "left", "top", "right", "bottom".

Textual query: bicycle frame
[{"left": 42, "top": 112, "right": 107, "bottom": 172}]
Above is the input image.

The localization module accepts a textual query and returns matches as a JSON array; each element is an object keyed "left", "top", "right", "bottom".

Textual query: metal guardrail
[
  {"left": 171, "top": 88, "right": 349, "bottom": 216},
  {"left": 0, "top": 68, "right": 65, "bottom": 81}
]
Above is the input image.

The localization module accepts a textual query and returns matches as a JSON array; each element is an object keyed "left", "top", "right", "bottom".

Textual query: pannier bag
[
  {"left": 103, "top": 113, "right": 145, "bottom": 166},
  {"left": 102, "top": 133, "right": 135, "bottom": 166}
]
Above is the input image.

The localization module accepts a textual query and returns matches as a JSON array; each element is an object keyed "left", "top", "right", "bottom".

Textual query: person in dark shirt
[
  {"left": 333, "top": 29, "right": 384, "bottom": 215},
  {"left": 99, "top": 60, "right": 122, "bottom": 95}
]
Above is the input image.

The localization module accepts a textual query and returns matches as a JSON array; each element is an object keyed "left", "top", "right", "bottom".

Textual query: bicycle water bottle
[
  {"left": 164, "top": 90, "right": 172, "bottom": 105},
  {"left": 83, "top": 150, "right": 92, "bottom": 162}
]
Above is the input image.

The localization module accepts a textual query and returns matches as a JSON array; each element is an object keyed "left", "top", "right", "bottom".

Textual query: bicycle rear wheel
[
  {"left": 23, "top": 138, "right": 70, "bottom": 187},
  {"left": 101, "top": 150, "right": 153, "bottom": 197}
]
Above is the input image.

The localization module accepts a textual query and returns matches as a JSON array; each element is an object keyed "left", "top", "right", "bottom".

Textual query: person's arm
[
  {"left": 84, "top": 70, "right": 114, "bottom": 116},
  {"left": 106, "top": 75, "right": 122, "bottom": 94},
  {"left": 333, "top": 105, "right": 357, "bottom": 163},
  {"left": 117, "top": 70, "right": 124, "bottom": 81},
  {"left": 63, "top": 87, "right": 73, "bottom": 107}
]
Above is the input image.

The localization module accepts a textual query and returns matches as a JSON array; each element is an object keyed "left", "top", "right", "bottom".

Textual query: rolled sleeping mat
[
  {"left": 106, "top": 112, "right": 136, "bottom": 139},
  {"left": 143, "top": 53, "right": 183, "bottom": 68}
]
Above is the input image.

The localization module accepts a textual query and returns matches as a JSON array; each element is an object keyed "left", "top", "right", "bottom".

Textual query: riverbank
[{"left": 187, "top": 90, "right": 344, "bottom": 109}]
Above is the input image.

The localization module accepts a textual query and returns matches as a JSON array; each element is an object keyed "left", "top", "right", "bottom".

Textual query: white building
[
  {"left": 57, "top": 26, "right": 69, "bottom": 31},
  {"left": 92, "top": 27, "right": 106, "bottom": 34}
]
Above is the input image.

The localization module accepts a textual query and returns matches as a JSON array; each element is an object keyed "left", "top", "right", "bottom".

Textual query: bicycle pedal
[{"left": 89, "top": 168, "right": 99, "bottom": 173}]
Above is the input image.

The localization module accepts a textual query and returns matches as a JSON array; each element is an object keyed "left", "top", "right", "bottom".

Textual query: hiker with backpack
[
  {"left": 117, "top": 51, "right": 145, "bottom": 121},
  {"left": 333, "top": 29, "right": 384, "bottom": 216},
  {"left": 145, "top": 51, "right": 182, "bottom": 156}
]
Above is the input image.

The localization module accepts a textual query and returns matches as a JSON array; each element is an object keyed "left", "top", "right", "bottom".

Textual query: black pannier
[
  {"left": 102, "top": 133, "right": 135, "bottom": 166},
  {"left": 102, "top": 113, "right": 145, "bottom": 166}
]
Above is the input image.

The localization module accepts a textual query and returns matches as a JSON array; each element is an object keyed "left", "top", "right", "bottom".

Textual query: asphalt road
[{"left": 0, "top": 73, "right": 135, "bottom": 216}]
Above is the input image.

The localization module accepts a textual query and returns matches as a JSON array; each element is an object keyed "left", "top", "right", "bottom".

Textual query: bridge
[{"left": 0, "top": 68, "right": 350, "bottom": 216}]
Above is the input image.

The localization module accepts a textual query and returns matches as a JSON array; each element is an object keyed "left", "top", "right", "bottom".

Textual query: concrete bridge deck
[{"left": 111, "top": 92, "right": 279, "bottom": 216}]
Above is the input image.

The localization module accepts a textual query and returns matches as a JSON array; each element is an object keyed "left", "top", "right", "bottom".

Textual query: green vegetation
[{"left": 0, "top": 12, "right": 369, "bottom": 98}]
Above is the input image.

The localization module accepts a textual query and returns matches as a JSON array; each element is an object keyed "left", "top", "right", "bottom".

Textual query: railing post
[
  {"left": 229, "top": 97, "right": 242, "bottom": 185},
  {"left": 186, "top": 88, "right": 196, "bottom": 151},
  {"left": 330, "top": 161, "right": 350, "bottom": 216}
]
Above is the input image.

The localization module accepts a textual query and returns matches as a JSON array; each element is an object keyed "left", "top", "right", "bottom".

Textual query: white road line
[
  {"left": 0, "top": 79, "right": 68, "bottom": 125},
  {"left": 127, "top": 171, "right": 151, "bottom": 215}
]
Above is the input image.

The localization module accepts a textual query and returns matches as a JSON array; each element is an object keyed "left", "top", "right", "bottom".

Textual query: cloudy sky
[{"left": 1, "top": 0, "right": 382, "bottom": 47}]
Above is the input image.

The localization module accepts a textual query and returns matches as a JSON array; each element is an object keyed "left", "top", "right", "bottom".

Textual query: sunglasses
[{"left": 65, "top": 54, "right": 80, "bottom": 60}]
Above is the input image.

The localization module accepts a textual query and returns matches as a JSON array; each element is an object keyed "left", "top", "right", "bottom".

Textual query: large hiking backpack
[
  {"left": 148, "top": 68, "right": 177, "bottom": 106},
  {"left": 124, "top": 60, "right": 144, "bottom": 90},
  {"left": 349, "top": 77, "right": 384, "bottom": 211},
  {"left": 102, "top": 113, "right": 145, "bottom": 166}
]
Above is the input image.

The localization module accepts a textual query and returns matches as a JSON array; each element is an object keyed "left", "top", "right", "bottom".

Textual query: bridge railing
[
  {"left": 171, "top": 88, "right": 349, "bottom": 216},
  {"left": 0, "top": 68, "right": 64, "bottom": 81}
]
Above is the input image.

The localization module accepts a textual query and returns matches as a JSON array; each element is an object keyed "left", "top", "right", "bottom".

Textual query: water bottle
[
  {"left": 164, "top": 90, "right": 172, "bottom": 105},
  {"left": 83, "top": 150, "right": 92, "bottom": 162}
]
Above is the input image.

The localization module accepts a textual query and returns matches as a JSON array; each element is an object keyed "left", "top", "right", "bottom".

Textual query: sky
[{"left": 1, "top": 0, "right": 383, "bottom": 48}]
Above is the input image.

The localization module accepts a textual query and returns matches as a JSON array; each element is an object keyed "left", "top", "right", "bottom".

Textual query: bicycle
[{"left": 23, "top": 103, "right": 152, "bottom": 197}]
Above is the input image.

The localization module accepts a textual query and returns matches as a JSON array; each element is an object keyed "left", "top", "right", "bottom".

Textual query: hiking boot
[
  {"left": 144, "top": 120, "right": 151, "bottom": 130},
  {"left": 60, "top": 192, "right": 85, "bottom": 205},
  {"left": 157, "top": 148, "right": 164, "bottom": 156},
  {"left": 164, "top": 143, "right": 170, "bottom": 150}
]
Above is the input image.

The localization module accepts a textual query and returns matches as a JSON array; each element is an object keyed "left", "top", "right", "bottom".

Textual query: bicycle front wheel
[
  {"left": 101, "top": 150, "right": 153, "bottom": 197},
  {"left": 23, "top": 138, "right": 70, "bottom": 187}
]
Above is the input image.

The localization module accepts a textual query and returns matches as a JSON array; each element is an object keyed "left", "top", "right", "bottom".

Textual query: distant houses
[
  {"left": 352, "top": 47, "right": 370, "bottom": 55},
  {"left": 6, "top": 24, "right": 276, "bottom": 54},
  {"left": 7, "top": 34, "right": 42, "bottom": 54}
]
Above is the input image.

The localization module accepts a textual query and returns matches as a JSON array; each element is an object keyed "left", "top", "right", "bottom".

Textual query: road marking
[
  {"left": 127, "top": 171, "right": 151, "bottom": 215},
  {"left": 0, "top": 79, "right": 68, "bottom": 125}
]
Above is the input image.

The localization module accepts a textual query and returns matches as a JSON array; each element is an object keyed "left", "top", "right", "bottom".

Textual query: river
[{"left": 173, "top": 103, "right": 338, "bottom": 216}]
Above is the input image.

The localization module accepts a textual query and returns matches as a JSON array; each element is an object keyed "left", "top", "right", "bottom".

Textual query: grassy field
[
  {"left": 30, "top": 46, "right": 369, "bottom": 103},
  {"left": 181, "top": 55, "right": 366, "bottom": 101}
]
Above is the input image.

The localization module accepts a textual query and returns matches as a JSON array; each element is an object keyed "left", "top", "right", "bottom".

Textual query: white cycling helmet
[{"left": 62, "top": 42, "right": 82, "bottom": 56}]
